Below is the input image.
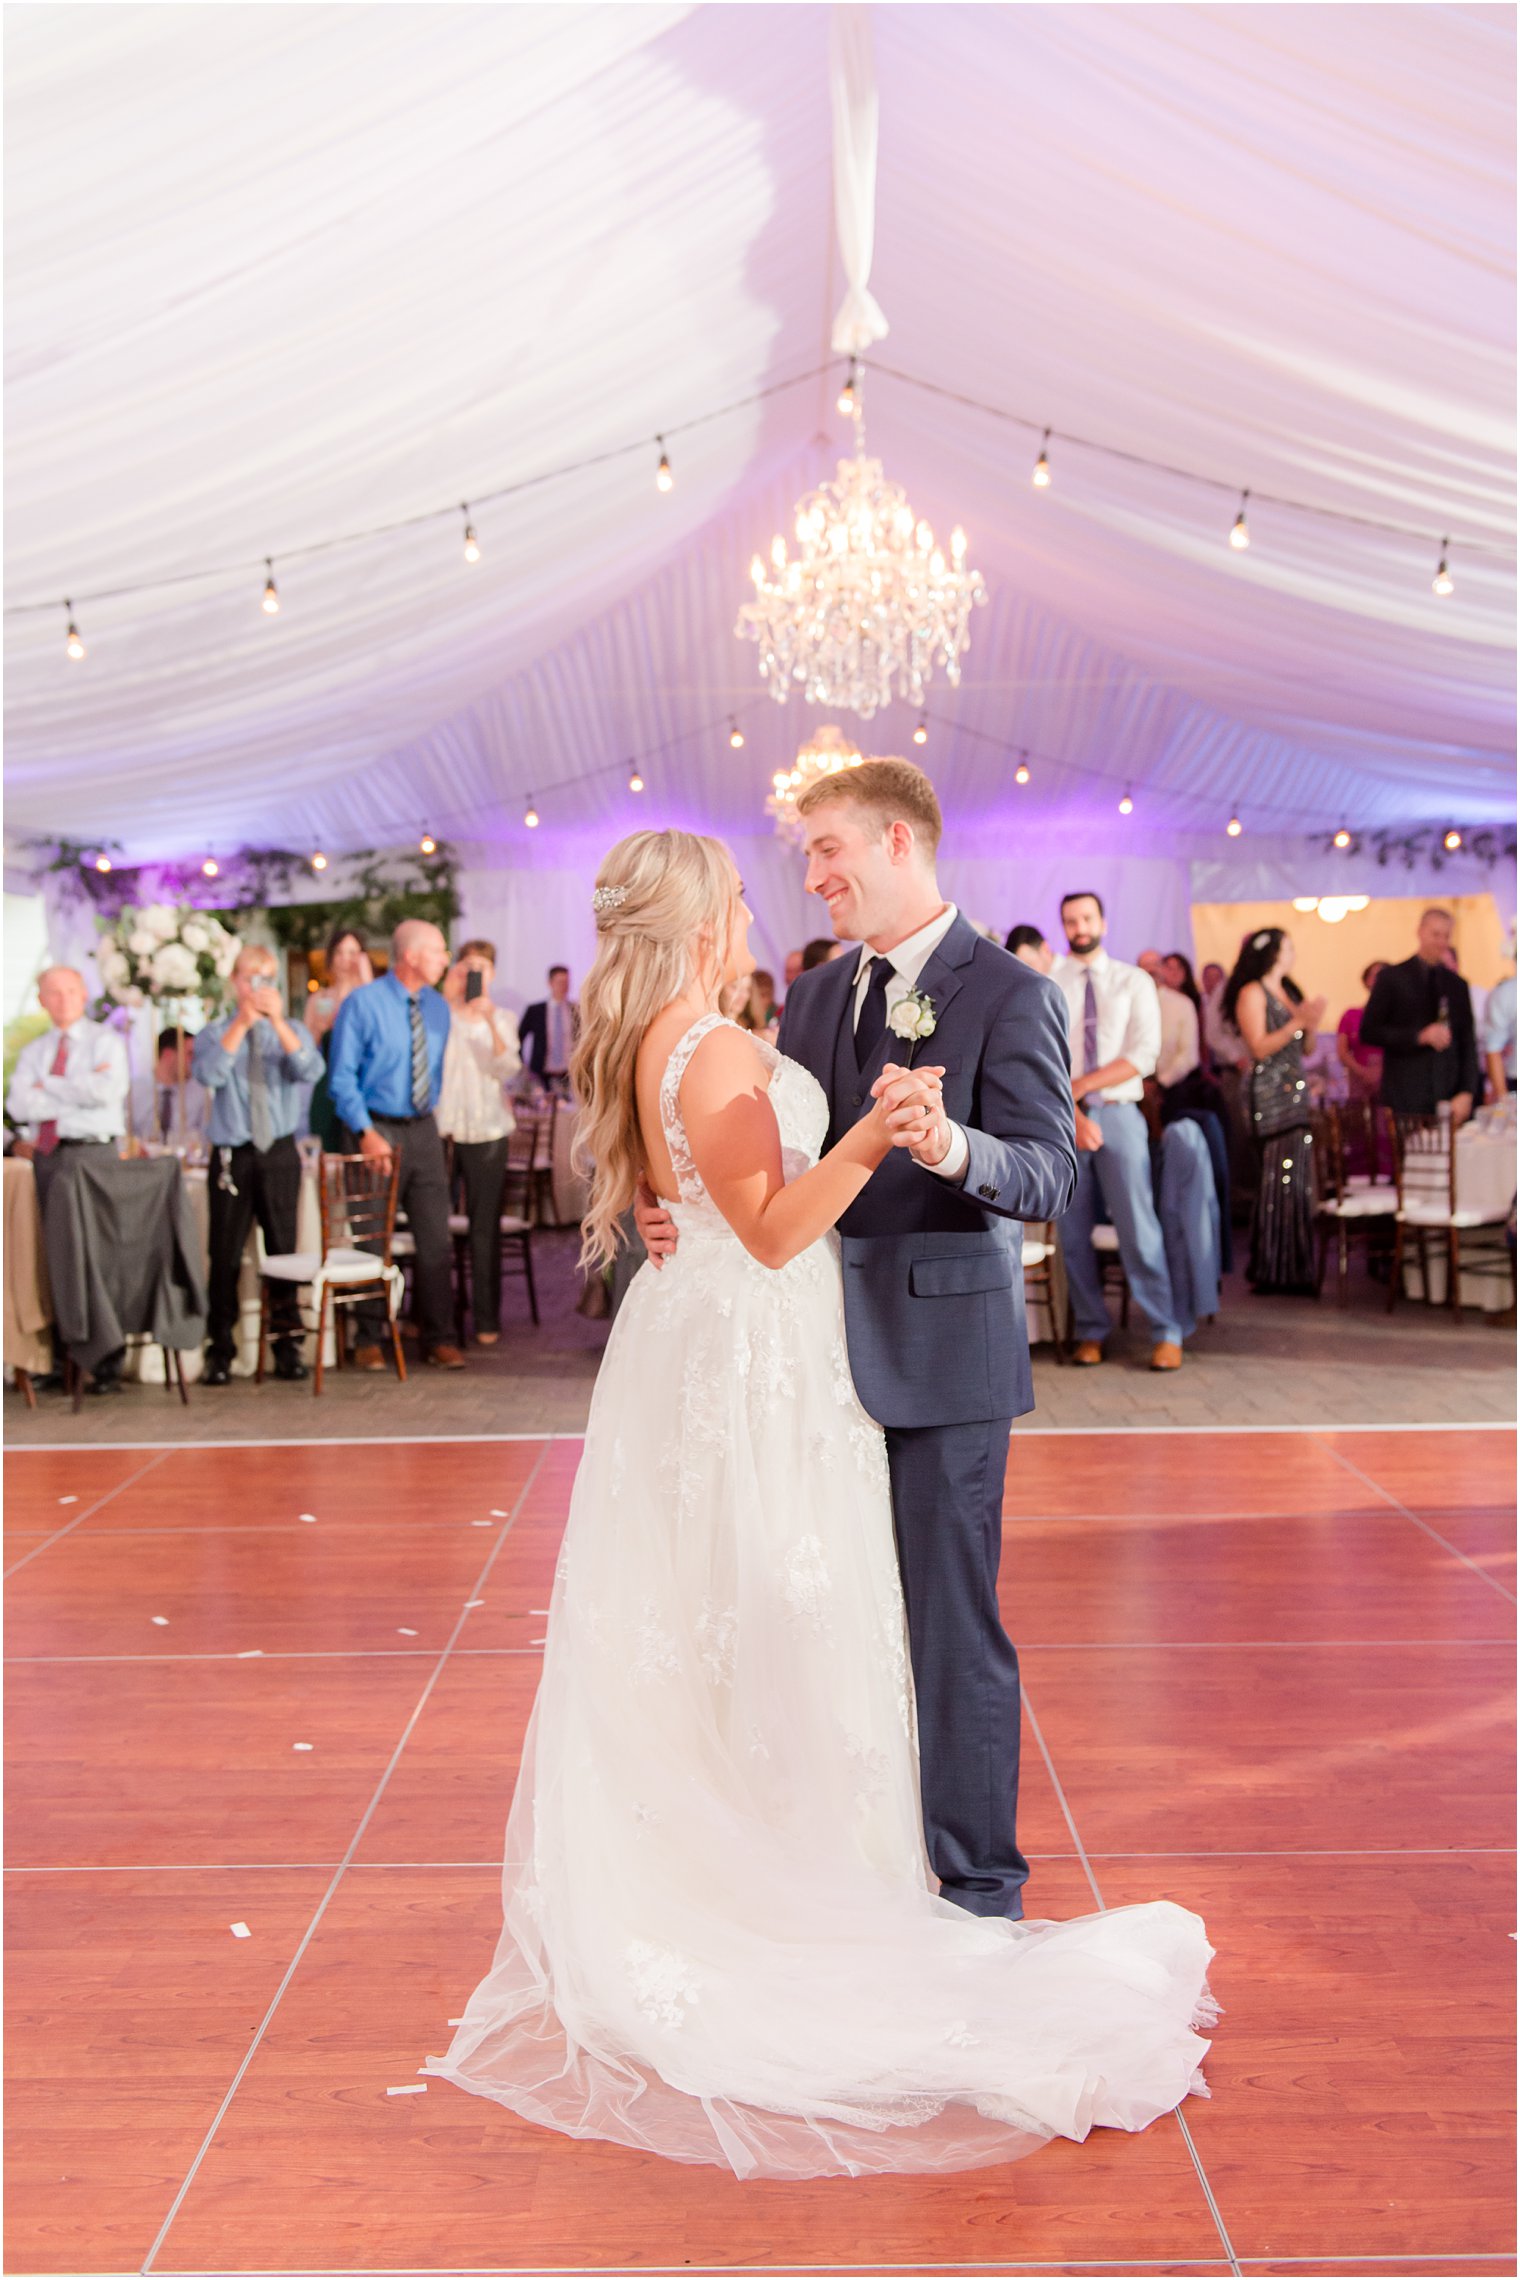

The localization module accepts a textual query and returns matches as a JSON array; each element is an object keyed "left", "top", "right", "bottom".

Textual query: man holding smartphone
[
  {"left": 437, "top": 940, "right": 521, "bottom": 1344},
  {"left": 193, "top": 946, "right": 324, "bottom": 1383}
]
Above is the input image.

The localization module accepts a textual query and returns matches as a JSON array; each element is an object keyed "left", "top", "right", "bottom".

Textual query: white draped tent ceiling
[{"left": 5, "top": 1, "right": 1515, "bottom": 883}]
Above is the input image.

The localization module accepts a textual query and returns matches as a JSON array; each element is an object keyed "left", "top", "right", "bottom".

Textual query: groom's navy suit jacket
[{"left": 777, "top": 916, "right": 1077, "bottom": 1430}]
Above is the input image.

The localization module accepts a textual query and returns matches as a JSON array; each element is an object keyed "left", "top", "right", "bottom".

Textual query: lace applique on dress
[{"left": 626, "top": 1940, "right": 702, "bottom": 2029}]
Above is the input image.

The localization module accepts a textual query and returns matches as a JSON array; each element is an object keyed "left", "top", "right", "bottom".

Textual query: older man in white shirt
[
  {"left": 1052, "top": 897, "right": 1183, "bottom": 1369},
  {"left": 6, "top": 965, "right": 131, "bottom": 1390}
]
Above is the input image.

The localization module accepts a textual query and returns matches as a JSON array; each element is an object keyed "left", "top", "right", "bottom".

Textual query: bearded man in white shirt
[{"left": 1052, "top": 896, "right": 1183, "bottom": 1370}]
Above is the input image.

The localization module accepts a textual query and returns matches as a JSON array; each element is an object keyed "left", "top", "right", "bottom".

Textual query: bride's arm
[{"left": 680, "top": 1027, "right": 921, "bottom": 1270}]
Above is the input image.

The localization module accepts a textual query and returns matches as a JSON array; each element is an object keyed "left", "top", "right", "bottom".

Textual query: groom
[{"left": 643, "top": 759, "right": 1076, "bottom": 1919}]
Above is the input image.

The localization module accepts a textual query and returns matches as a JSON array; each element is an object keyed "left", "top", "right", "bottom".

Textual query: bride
[{"left": 425, "top": 828, "right": 1216, "bottom": 2179}]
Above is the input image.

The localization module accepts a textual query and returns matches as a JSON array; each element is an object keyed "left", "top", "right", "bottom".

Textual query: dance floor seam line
[
  {"left": 9, "top": 1419, "right": 1513, "bottom": 1456},
  {"left": 135, "top": 1437, "right": 554, "bottom": 2280},
  {"left": 9, "top": 1636, "right": 1516, "bottom": 1668},
  {"left": 2, "top": 1445, "right": 171, "bottom": 1579},
  {"left": 9, "top": 1844, "right": 1514, "bottom": 1875},
  {"left": 1319, "top": 1439, "right": 1520, "bottom": 1607},
  {"left": 1018, "top": 1683, "right": 1244, "bottom": 2277}
]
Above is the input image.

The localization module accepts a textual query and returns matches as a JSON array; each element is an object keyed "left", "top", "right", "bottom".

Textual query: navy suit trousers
[{"left": 886, "top": 1413, "right": 1028, "bottom": 1918}]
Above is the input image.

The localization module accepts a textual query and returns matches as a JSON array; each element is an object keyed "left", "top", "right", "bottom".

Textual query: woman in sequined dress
[{"left": 1223, "top": 928, "right": 1326, "bottom": 1293}]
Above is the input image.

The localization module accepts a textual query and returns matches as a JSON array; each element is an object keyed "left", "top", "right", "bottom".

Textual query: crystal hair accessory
[
  {"left": 593, "top": 885, "right": 631, "bottom": 914},
  {"left": 1251, "top": 930, "right": 1274, "bottom": 950}
]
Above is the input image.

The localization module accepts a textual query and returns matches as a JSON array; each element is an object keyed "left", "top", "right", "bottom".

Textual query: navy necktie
[{"left": 854, "top": 956, "right": 895, "bottom": 1069}]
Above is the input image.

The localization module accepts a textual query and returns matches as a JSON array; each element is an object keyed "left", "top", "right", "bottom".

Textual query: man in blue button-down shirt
[
  {"left": 327, "top": 920, "right": 462, "bottom": 1368},
  {"left": 193, "top": 947, "right": 324, "bottom": 1383}
]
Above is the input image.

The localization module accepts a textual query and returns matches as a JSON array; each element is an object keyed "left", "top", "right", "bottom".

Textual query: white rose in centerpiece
[
  {"left": 150, "top": 942, "right": 200, "bottom": 994},
  {"left": 127, "top": 929, "right": 157, "bottom": 957},
  {"left": 97, "top": 943, "right": 128, "bottom": 982},
  {"left": 140, "top": 903, "right": 179, "bottom": 942},
  {"left": 181, "top": 921, "right": 210, "bottom": 953},
  {"left": 213, "top": 941, "right": 239, "bottom": 977}
]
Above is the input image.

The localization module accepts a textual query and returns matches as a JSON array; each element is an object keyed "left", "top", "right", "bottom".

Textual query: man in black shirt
[{"left": 1360, "top": 907, "right": 1478, "bottom": 1121}]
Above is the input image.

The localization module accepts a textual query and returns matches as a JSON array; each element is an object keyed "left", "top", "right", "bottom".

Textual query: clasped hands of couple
[{"left": 639, "top": 1056, "right": 950, "bottom": 1256}]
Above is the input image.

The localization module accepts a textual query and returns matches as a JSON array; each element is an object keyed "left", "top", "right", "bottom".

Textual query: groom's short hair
[{"left": 795, "top": 757, "right": 943, "bottom": 855}]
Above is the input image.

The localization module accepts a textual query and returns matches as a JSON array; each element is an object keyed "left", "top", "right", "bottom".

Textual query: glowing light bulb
[
  {"left": 64, "top": 602, "right": 86, "bottom": 661},
  {"left": 1014, "top": 758, "right": 1030, "bottom": 786},
  {"left": 93, "top": 854, "right": 112, "bottom": 874},
  {"left": 461, "top": 506, "right": 480, "bottom": 564},
  {"left": 419, "top": 830, "right": 437, "bottom": 856},
  {"left": 1293, "top": 898, "right": 1320, "bottom": 914},
  {"left": 1229, "top": 492, "right": 1250, "bottom": 550},
  {"left": 311, "top": 850, "right": 329, "bottom": 873},
  {"left": 728, "top": 720, "right": 745, "bottom": 750},
  {"left": 912, "top": 718, "right": 928, "bottom": 746},
  {"left": 1444, "top": 828, "right": 1462, "bottom": 851},
  {"left": 1032, "top": 429, "right": 1052, "bottom": 488},
  {"left": 202, "top": 857, "right": 220, "bottom": 879},
  {"left": 1433, "top": 538, "right": 1454, "bottom": 596},
  {"left": 524, "top": 799, "right": 540, "bottom": 829},
  {"left": 1226, "top": 814, "right": 1243, "bottom": 837},
  {"left": 950, "top": 527, "right": 967, "bottom": 563},
  {"left": 628, "top": 768, "right": 644, "bottom": 793},
  {"left": 1333, "top": 828, "right": 1352, "bottom": 850},
  {"left": 261, "top": 559, "right": 280, "bottom": 615},
  {"left": 655, "top": 440, "right": 673, "bottom": 493},
  {"left": 837, "top": 360, "right": 857, "bottom": 417},
  {"left": 1118, "top": 791, "right": 1134, "bottom": 816},
  {"left": 750, "top": 553, "right": 766, "bottom": 588}
]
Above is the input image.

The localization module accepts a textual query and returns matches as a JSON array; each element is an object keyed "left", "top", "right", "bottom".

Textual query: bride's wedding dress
[{"left": 425, "top": 1014, "right": 1216, "bottom": 2177}]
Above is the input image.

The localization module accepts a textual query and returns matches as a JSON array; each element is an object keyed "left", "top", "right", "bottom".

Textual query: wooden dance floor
[{"left": 4, "top": 1427, "right": 1514, "bottom": 2278}]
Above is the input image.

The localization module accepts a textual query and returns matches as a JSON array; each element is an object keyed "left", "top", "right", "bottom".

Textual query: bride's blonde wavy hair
[{"left": 571, "top": 828, "right": 738, "bottom": 1272}]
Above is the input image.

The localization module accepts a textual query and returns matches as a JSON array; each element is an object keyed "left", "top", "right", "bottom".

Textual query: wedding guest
[
  {"left": 306, "top": 926, "right": 374, "bottom": 1149},
  {"left": 719, "top": 974, "right": 752, "bottom": 1024},
  {"left": 1224, "top": 928, "right": 1326, "bottom": 1294},
  {"left": 1361, "top": 908, "right": 1478, "bottom": 1125},
  {"left": 1150, "top": 951, "right": 1232, "bottom": 1266},
  {"left": 6, "top": 966, "right": 131, "bottom": 1392},
  {"left": 1005, "top": 924, "right": 1053, "bottom": 975},
  {"left": 328, "top": 919, "right": 464, "bottom": 1370},
  {"left": 1483, "top": 963, "right": 1516, "bottom": 1098},
  {"left": 782, "top": 948, "right": 805, "bottom": 995},
  {"left": 800, "top": 937, "right": 838, "bottom": 973},
  {"left": 1336, "top": 963, "right": 1387, "bottom": 1101},
  {"left": 437, "top": 940, "right": 521, "bottom": 1348},
  {"left": 130, "top": 1025, "right": 209, "bottom": 1147},
  {"left": 733, "top": 969, "right": 779, "bottom": 1036},
  {"left": 520, "top": 965, "right": 579, "bottom": 1097},
  {"left": 192, "top": 947, "right": 324, "bottom": 1384},
  {"left": 1051, "top": 894, "right": 1184, "bottom": 1370}
]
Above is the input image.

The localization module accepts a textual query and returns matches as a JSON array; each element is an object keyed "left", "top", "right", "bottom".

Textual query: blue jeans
[{"left": 1059, "top": 1100, "right": 1182, "bottom": 1346}]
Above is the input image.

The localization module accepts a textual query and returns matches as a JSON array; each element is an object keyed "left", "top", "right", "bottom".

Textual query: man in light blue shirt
[
  {"left": 1483, "top": 970, "right": 1516, "bottom": 1097},
  {"left": 192, "top": 947, "right": 323, "bottom": 1383},
  {"left": 326, "top": 920, "right": 462, "bottom": 1368},
  {"left": 6, "top": 965, "right": 132, "bottom": 1391}
]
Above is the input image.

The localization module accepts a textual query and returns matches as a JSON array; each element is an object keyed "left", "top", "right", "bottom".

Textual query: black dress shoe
[
  {"left": 85, "top": 1374, "right": 125, "bottom": 1396},
  {"left": 202, "top": 1360, "right": 233, "bottom": 1386},
  {"left": 272, "top": 1351, "right": 308, "bottom": 1382}
]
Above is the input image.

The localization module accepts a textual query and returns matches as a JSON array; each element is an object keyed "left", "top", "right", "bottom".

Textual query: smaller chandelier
[
  {"left": 737, "top": 393, "right": 986, "bottom": 721},
  {"left": 765, "top": 725, "right": 863, "bottom": 845}
]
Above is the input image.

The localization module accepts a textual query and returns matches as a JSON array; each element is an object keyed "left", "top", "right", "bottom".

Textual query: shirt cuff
[{"left": 924, "top": 1121, "right": 969, "bottom": 1182}]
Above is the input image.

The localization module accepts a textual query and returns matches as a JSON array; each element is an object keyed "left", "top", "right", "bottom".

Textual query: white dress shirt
[
  {"left": 850, "top": 903, "right": 968, "bottom": 1181},
  {"left": 545, "top": 996, "right": 575, "bottom": 1076},
  {"left": 1202, "top": 982, "right": 1249, "bottom": 1071},
  {"left": 1049, "top": 948, "right": 1160, "bottom": 1103},
  {"left": 1154, "top": 986, "right": 1201, "bottom": 1090},
  {"left": 6, "top": 1017, "right": 130, "bottom": 1142},
  {"left": 437, "top": 1007, "right": 521, "bottom": 1144}
]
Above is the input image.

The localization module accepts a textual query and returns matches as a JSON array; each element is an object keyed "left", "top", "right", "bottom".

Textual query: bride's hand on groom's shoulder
[{"left": 634, "top": 1175, "right": 678, "bottom": 1267}]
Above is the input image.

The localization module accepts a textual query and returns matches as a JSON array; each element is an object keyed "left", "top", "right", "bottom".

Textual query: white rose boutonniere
[{"left": 886, "top": 986, "right": 938, "bottom": 1062}]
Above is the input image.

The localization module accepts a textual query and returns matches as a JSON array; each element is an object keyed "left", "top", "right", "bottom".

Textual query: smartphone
[{"left": 464, "top": 970, "right": 484, "bottom": 1002}]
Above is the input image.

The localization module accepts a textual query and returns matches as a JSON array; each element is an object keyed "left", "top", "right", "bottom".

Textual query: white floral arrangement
[
  {"left": 886, "top": 985, "right": 938, "bottom": 1046},
  {"left": 96, "top": 902, "right": 241, "bottom": 1009}
]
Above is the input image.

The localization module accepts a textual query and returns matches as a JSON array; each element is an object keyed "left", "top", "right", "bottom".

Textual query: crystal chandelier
[
  {"left": 736, "top": 393, "right": 986, "bottom": 720},
  {"left": 765, "top": 725, "right": 864, "bottom": 844}
]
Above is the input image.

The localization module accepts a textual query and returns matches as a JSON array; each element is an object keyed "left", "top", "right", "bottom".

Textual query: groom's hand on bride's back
[{"left": 634, "top": 1175, "right": 678, "bottom": 1268}]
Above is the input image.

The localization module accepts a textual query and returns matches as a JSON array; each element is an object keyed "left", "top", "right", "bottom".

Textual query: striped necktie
[
  {"left": 1082, "top": 975, "right": 1099, "bottom": 1075},
  {"left": 409, "top": 995, "right": 431, "bottom": 1113}
]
